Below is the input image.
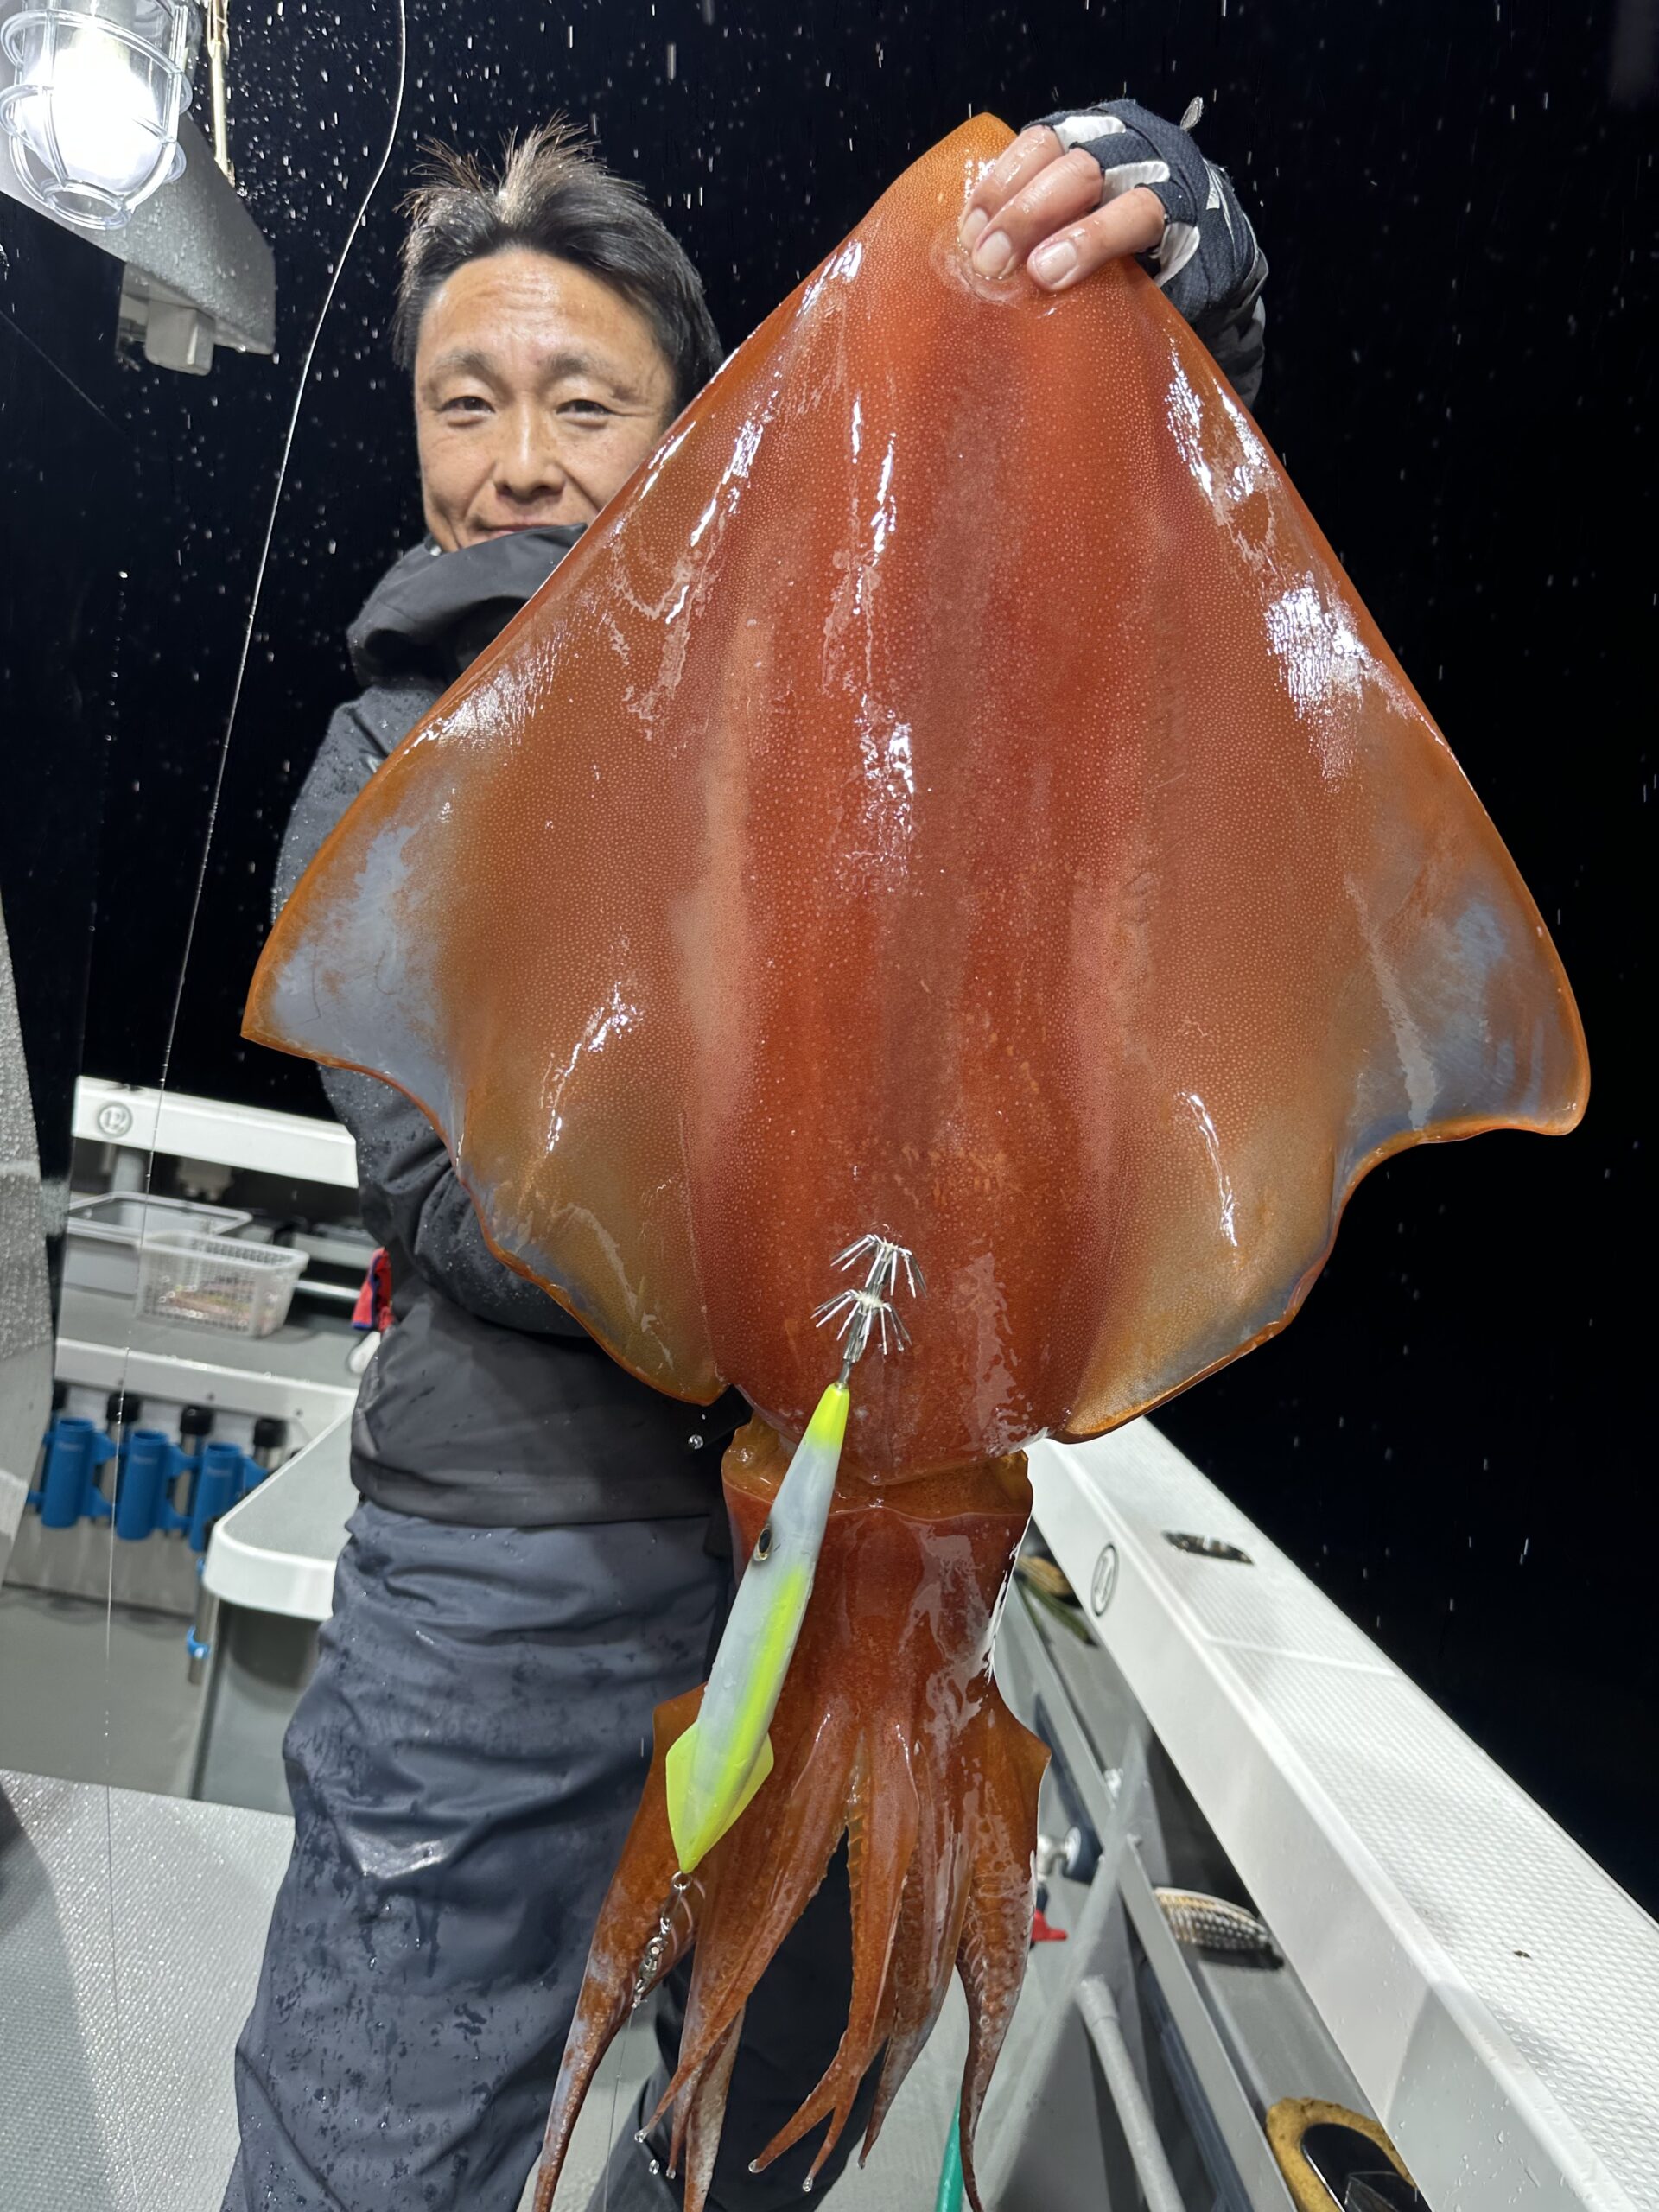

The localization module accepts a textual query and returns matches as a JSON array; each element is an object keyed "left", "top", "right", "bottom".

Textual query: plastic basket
[
  {"left": 65, "top": 1192, "right": 252, "bottom": 1299},
  {"left": 136, "top": 1231, "right": 308, "bottom": 1338}
]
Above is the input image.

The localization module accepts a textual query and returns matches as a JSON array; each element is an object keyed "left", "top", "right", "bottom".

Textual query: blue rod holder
[
  {"left": 28, "top": 1416, "right": 269, "bottom": 1555},
  {"left": 28, "top": 1417, "right": 115, "bottom": 1529},
  {"left": 114, "top": 1430, "right": 189, "bottom": 1542},
  {"left": 186, "top": 1441, "right": 246, "bottom": 1555}
]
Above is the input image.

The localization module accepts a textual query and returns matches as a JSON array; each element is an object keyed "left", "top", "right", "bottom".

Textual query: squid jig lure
[{"left": 662, "top": 1234, "right": 925, "bottom": 1876}]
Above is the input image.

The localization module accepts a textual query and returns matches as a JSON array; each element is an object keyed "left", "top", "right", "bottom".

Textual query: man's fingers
[
  {"left": 959, "top": 125, "right": 1064, "bottom": 252},
  {"left": 962, "top": 148, "right": 1106, "bottom": 280},
  {"left": 957, "top": 128, "right": 1168, "bottom": 288},
  {"left": 1025, "top": 188, "right": 1166, "bottom": 291}
]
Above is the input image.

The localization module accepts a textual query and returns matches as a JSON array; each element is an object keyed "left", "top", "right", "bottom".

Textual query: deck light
[{"left": 0, "top": 1, "right": 195, "bottom": 232}]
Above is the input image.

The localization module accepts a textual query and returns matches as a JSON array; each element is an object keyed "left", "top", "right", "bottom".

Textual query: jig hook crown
[{"left": 812, "top": 1232, "right": 925, "bottom": 1379}]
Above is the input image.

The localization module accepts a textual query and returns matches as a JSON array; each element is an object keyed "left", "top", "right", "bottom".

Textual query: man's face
[{"left": 413, "top": 246, "right": 678, "bottom": 550}]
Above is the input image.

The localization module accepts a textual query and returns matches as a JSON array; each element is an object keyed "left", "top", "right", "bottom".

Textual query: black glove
[{"left": 1030, "top": 95, "right": 1268, "bottom": 404}]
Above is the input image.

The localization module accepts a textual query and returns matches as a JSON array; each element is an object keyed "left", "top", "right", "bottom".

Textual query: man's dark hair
[{"left": 391, "top": 120, "right": 723, "bottom": 413}]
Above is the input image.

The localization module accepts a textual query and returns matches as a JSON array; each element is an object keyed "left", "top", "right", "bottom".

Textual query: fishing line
[
  {"left": 98, "top": 3, "right": 409, "bottom": 2197},
  {"left": 0, "top": 299, "right": 119, "bottom": 428}
]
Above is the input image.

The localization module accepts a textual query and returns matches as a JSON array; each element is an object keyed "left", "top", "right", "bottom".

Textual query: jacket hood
[{"left": 346, "top": 524, "right": 587, "bottom": 687}]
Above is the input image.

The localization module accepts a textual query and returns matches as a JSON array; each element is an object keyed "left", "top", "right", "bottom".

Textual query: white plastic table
[{"left": 202, "top": 1411, "right": 355, "bottom": 1623}]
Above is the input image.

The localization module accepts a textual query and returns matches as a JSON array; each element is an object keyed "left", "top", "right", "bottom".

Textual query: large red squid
[{"left": 245, "top": 118, "right": 1586, "bottom": 2211}]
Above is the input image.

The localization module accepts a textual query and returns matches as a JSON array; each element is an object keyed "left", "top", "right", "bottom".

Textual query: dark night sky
[{"left": 2, "top": 1, "right": 1653, "bottom": 1906}]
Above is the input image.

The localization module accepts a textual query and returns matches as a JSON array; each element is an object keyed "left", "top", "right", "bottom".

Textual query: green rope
[{"left": 934, "top": 2094, "right": 964, "bottom": 2212}]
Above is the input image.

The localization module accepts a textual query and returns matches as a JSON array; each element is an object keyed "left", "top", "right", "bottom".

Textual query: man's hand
[
  {"left": 958, "top": 124, "right": 1164, "bottom": 291},
  {"left": 956, "top": 98, "right": 1269, "bottom": 406}
]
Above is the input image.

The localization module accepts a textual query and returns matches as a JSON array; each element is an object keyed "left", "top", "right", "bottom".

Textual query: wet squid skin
[
  {"left": 245, "top": 110, "right": 1587, "bottom": 2212},
  {"left": 536, "top": 1427, "right": 1045, "bottom": 2212}
]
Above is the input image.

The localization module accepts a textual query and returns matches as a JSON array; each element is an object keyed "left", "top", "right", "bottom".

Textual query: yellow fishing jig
[{"left": 664, "top": 1234, "right": 922, "bottom": 1872}]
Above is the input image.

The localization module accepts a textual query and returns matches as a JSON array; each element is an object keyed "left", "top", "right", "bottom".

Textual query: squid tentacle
[
  {"left": 858, "top": 1729, "right": 980, "bottom": 2158},
  {"left": 679, "top": 2007, "right": 746, "bottom": 2212},
  {"left": 752, "top": 1720, "right": 921, "bottom": 2181},
  {"left": 952, "top": 1708, "right": 1050, "bottom": 2212},
  {"left": 860, "top": 1815, "right": 909, "bottom": 2100}
]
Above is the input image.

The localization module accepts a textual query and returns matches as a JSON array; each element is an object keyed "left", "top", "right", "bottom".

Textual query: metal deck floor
[
  {"left": 0, "top": 1770, "right": 968, "bottom": 2212},
  {"left": 0, "top": 1586, "right": 203, "bottom": 1796}
]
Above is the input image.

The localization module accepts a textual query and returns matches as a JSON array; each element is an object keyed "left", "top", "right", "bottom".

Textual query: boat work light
[{"left": 0, "top": 0, "right": 195, "bottom": 232}]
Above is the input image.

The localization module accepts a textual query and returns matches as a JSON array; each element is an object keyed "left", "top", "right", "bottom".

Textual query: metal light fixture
[{"left": 0, "top": 0, "right": 196, "bottom": 232}]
